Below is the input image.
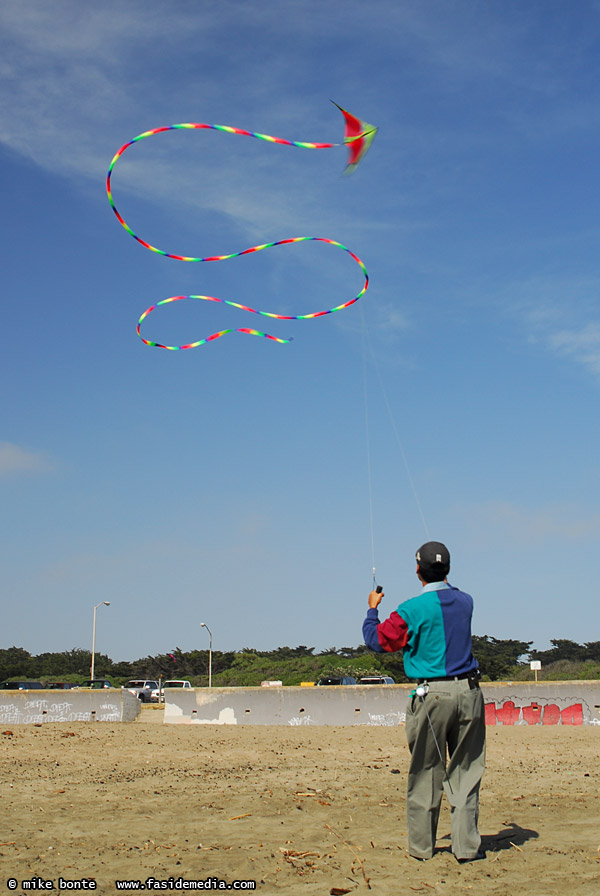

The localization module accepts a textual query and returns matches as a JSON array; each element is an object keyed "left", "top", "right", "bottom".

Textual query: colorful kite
[
  {"left": 106, "top": 103, "right": 378, "bottom": 349},
  {"left": 331, "top": 102, "right": 378, "bottom": 175}
]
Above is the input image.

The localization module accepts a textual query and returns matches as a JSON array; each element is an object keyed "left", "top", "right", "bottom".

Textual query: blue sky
[{"left": 1, "top": 0, "right": 599, "bottom": 662}]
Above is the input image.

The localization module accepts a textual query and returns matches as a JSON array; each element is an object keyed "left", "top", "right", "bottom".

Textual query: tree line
[{"left": 1, "top": 638, "right": 599, "bottom": 687}]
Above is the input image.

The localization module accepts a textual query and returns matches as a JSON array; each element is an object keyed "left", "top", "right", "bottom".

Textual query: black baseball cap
[{"left": 416, "top": 541, "right": 450, "bottom": 579}]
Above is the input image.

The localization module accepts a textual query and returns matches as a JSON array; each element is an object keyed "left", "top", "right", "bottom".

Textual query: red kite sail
[{"left": 332, "top": 101, "right": 379, "bottom": 174}]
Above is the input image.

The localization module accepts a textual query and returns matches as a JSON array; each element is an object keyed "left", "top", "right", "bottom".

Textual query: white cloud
[
  {"left": 4, "top": 0, "right": 588, "bottom": 240},
  {"left": 463, "top": 500, "right": 600, "bottom": 543},
  {"left": 547, "top": 323, "right": 600, "bottom": 377},
  {"left": 0, "top": 1, "right": 392, "bottom": 247},
  {"left": 497, "top": 273, "right": 600, "bottom": 382},
  {"left": 0, "top": 442, "right": 53, "bottom": 477}
]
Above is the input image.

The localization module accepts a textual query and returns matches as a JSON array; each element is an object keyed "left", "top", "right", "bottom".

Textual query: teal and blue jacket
[{"left": 362, "top": 581, "right": 479, "bottom": 680}]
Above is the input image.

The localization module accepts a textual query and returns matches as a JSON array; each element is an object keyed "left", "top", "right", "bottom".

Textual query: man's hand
[{"left": 368, "top": 589, "right": 383, "bottom": 609}]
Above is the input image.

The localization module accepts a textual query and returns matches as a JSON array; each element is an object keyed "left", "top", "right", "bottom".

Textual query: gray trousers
[{"left": 405, "top": 677, "right": 486, "bottom": 860}]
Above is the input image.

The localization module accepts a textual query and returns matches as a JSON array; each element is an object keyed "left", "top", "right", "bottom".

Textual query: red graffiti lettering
[
  {"left": 542, "top": 704, "right": 560, "bottom": 725},
  {"left": 494, "top": 700, "right": 520, "bottom": 726},
  {"left": 560, "top": 703, "right": 583, "bottom": 726},
  {"left": 484, "top": 700, "right": 585, "bottom": 726},
  {"left": 521, "top": 702, "right": 543, "bottom": 725},
  {"left": 484, "top": 703, "right": 497, "bottom": 725}
]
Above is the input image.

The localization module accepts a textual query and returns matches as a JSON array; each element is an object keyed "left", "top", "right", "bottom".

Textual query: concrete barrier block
[
  {"left": 163, "top": 681, "right": 600, "bottom": 727},
  {"left": 164, "top": 684, "right": 410, "bottom": 726},
  {"left": 0, "top": 688, "right": 141, "bottom": 724}
]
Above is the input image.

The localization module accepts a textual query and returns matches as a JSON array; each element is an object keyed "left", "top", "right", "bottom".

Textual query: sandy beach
[{"left": 1, "top": 709, "right": 598, "bottom": 894}]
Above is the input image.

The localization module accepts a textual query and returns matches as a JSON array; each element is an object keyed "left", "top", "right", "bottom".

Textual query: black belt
[{"left": 417, "top": 670, "right": 480, "bottom": 688}]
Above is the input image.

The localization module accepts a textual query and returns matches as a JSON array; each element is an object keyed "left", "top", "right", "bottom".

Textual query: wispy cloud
[
  {"left": 0, "top": 442, "right": 53, "bottom": 477},
  {"left": 4, "top": 0, "right": 590, "bottom": 242},
  {"left": 463, "top": 499, "right": 600, "bottom": 543},
  {"left": 0, "top": 1, "right": 391, "bottom": 246},
  {"left": 494, "top": 272, "right": 600, "bottom": 381},
  {"left": 547, "top": 323, "right": 600, "bottom": 377}
]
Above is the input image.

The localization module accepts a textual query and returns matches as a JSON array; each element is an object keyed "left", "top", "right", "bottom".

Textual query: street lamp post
[
  {"left": 90, "top": 601, "right": 111, "bottom": 682},
  {"left": 200, "top": 622, "right": 213, "bottom": 688}
]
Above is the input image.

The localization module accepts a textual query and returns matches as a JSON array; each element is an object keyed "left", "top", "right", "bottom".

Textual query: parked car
[
  {"left": 1, "top": 680, "right": 44, "bottom": 690},
  {"left": 150, "top": 680, "right": 192, "bottom": 703},
  {"left": 359, "top": 676, "right": 395, "bottom": 685},
  {"left": 316, "top": 676, "right": 357, "bottom": 686},
  {"left": 124, "top": 680, "right": 160, "bottom": 702},
  {"left": 76, "top": 679, "right": 114, "bottom": 689}
]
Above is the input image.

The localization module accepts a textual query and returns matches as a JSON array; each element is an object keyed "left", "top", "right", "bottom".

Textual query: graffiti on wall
[
  {"left": 0, "top": 697, "right": 121, "bottom": 724},
  {"left": 485, "top": 699, "right": 584, "bottom": 726},
  {"left": 367, "top": 711, "right": 406, "bottom": 726}
]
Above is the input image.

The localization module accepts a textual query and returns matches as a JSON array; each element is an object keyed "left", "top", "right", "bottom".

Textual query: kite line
[
  {"left": 360, "top": 309, "right": 431, "bottom": 594},
  {"left": 106, "top": 103, "right": 378, "bottom": 349}
]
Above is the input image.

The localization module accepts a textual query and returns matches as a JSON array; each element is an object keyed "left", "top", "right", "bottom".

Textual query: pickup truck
[
  {"left": 124, "top": 679, "right": 159, "bottom": 703},
  {"left": 150, "top": 680, "right": 192, "bottom": 703}
]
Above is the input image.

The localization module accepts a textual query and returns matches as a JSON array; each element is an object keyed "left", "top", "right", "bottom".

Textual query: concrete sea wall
[
  {"left": 0, "top": 688, "right": 141, "bottom": 724},
  {"left": 163, "top": 682, "right": 600, "bottom": 727}
]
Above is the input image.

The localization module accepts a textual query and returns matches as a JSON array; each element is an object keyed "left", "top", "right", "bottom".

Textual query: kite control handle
[{"left": 376, "top": 585, "right": 383, "bottom": 594}]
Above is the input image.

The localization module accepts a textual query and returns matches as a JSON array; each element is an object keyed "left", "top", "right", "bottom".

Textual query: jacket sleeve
[{"left": 362, "top": 607, "right": 409, "bottom": 653}]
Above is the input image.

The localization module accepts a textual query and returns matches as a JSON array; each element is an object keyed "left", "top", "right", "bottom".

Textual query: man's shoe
[{"left": 456, "top": 849, "right": 486, "bottom": 863}]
